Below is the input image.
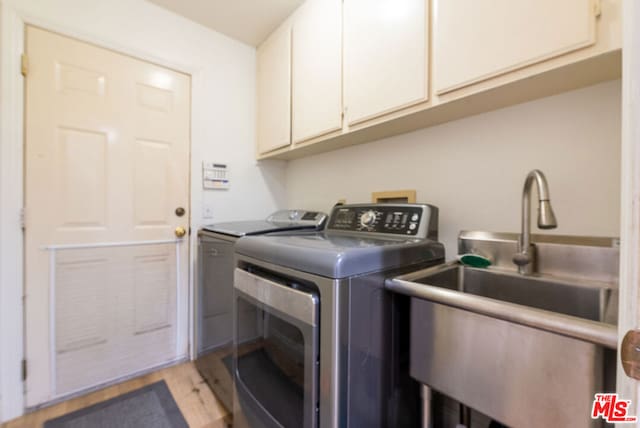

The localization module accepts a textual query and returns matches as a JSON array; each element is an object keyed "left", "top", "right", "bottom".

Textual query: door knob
[
  {"left": 622, "top": 329, "right": 640, "bottom": 380},
  {"left": 175, "top": 226, "right": 187, "bottom": 238}
]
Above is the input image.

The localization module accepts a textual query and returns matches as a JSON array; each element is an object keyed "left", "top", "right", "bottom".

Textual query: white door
[
  {"left": 24, "top": 26, "right": 191, "bottom": 406},
  {"left": 291, "top": 0, "right": 342, "bottom": 144},
  {"left": 343, "top": 0, "right": 429, "bottom": 125}
]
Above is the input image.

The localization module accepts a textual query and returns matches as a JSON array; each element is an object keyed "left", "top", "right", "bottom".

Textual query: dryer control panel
[{"left": 327, "top": 204, "right": 438, "bottom": 240}]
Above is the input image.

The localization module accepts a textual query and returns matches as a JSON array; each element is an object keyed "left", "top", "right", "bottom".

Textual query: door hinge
[
  {"left": 20, "top": 207, "right": 26, "bottom": 230},
  {"left": 21, "top": 359, "right": 27, "bottom": 381},
  {"left": 593, "top": 0, "right": 602, "bottom": 18},
  {"left": 21, "top": 54, "right": 28, "bottom": 77}
]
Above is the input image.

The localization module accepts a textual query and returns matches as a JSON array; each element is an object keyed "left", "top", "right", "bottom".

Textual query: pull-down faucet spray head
[
  {"left": 513, "top": 169, "right": 558, "bottom": 274},
  {"left": 538, "top": 200, "right": 557, "bottom": 229}
]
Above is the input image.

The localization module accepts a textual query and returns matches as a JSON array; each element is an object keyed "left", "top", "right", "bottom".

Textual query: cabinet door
[
  {"left": 257, "top": 23, "right": 291, "bottom": 154},
  {"left": 344, "top": 0, "right": 428, "bottom": 125},
  {"left": 434, "top": 0, "right": 597, "bottom": 94},
  {"left": 292, "top": 0, "right": 342, "bottom": 143}
]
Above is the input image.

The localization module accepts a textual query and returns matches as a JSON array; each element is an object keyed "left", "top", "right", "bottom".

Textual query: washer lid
[
  {"left": 202, "top": 220, "right": 320, "bottom": 237},
  {"left": 235, "top": 231, "right": 445, "bottom": 279},
  {"left": 201, "top": 210, "right": 327, "bottom": 237}
]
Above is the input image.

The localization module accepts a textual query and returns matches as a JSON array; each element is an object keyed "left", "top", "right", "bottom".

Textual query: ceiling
[{"left": 147, "top": 0, "right": 304, "bottom": 46}]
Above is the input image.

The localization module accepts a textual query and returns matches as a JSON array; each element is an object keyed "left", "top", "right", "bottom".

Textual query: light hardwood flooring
[
  {"left": 194, "top": 348, "right": 233, "bottom": 413},
  {"left": 1, "top": 362, "right": 231, "bottom": 428}
]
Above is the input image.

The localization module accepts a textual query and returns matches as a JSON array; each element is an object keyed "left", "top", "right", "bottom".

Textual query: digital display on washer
[
  {"left": 333, "top": 209, "right": 356, "bottom": 226},
  {"left": 301, "top": 211, "right": 319, "bottom": 220}
]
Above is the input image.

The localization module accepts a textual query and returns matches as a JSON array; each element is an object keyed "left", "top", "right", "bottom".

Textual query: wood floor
[{"left": 1, "top": 362, "right": 231, "bottom": 428}]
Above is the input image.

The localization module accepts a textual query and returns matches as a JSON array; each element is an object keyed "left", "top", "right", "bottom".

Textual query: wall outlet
[{"left": 203, "top": 203, "right": 214, "bottom": 220}]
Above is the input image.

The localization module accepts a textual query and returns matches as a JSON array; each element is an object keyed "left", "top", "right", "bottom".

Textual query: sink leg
[
  {"left": 422, "top": 384, "right": 432, "bottom": 428},
  {"left": 460, "top": 403, "right": 471, "bottom": 427}
]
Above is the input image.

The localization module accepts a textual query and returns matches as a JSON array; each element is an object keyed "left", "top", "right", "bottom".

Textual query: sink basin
[
  {"left": 413, "top": 264, "right": 615, "bottom": 323},
  {"left": 387, "top": 262, "right": 617, "bottom": 428}
]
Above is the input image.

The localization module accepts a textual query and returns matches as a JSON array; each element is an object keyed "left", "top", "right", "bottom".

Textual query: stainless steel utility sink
[
  {"left": 413, "top": 263, "right": 616, "bottom": 323},
  {"left": 387, "top": 262, "right": 618, "bottom": 428}
]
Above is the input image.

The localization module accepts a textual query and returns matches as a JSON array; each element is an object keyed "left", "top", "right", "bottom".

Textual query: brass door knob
[
  {"left": 175, "top": 226, "right": 186, "bottom": 238},
  {"left": 622, "top": 329, "right": 640, "bottom": 380}
]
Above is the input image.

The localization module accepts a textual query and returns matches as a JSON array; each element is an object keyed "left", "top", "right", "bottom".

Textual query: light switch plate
[{"left": 203, "top": 203, "right": 214, "bottom": 219}]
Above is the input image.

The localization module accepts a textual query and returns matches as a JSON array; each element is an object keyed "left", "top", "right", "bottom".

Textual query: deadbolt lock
[{"left": 175, "top": 207, "right": 186, "bottom": 217}]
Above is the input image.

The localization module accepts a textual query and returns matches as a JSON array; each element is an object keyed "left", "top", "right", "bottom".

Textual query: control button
[
  {"left": 411, "top": 213, "right": 419, "bottom": 222},
  {"left": 409, "top": 223, "right": 417, "bottom": 230},
  {"left": 360, "top": 210, "right": 377, "bottom": 227}
]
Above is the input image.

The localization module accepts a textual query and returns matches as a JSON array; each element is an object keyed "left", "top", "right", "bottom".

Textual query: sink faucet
[{"left": 512, "top": 170, "right": 558, "bottom": 275}]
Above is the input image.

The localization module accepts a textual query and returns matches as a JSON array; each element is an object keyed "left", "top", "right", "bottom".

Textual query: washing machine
[{"left": 232, "top": 203, "right": 445, "bottom": 428}]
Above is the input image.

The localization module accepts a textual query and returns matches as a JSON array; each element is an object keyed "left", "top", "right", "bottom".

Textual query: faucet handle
[{"left": 512, "top": 252, "right": 531, "bottom": 267}]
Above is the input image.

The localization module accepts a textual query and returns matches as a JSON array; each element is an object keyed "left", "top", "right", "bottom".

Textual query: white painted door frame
[
  {"left": 0, "top": 4, "right": 26, "bottom": 423},
  {"left": 0, "top": 2, "right": 202, "bottom": 421},
  {"left": 617, "top": 0, "right": 640, "bottom": 419}
]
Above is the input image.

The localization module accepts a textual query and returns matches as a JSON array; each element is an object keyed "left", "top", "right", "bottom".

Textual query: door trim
[
  {"left": 0, "top": 4, "right": 26, "bottom": 422},
  {"left": 0, "top": 3, "right": 199, "bottom": 421},
  {"left": 617, "top": 0, "right": 640, "bottom": 407}
]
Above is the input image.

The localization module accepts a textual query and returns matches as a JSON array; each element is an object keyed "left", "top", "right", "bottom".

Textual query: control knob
[{"left": 360, "top": 210, "right": 377, "bottom": 227}]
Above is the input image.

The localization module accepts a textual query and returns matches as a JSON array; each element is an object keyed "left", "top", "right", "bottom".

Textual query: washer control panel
[
  {"left": 328, "top": 204, "right": 434, "bottom": 237},
  {"left": 267, "top": 210, "right": 328, "bottom": 227}
]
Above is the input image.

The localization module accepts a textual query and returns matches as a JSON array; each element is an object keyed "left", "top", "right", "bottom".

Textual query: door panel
[
  {"left": 136, "top": 83, "right": 172, "bottom": 112},
  {"left": 25, "top": 26, "right": 190, "bottom": 406},
  {"left": 133, "top": 253, "right": 173, "bottom": 334},
  {"left": 133, "top": 140, "right": 171, "bottom": 227},
  {"left": 57, "top": 128, "right": 108, "bottom": 227},
  {"left": 55, "top": 62, "right": 106, "bottom": 97},
  {"left": 55, "top": 257, "right": 109, "bottom": 353}
]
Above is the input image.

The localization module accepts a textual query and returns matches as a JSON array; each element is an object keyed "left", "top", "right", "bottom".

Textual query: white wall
[
  {"left": 286, "top": 80, "right": 622, "bottom": 256},
  {"left": 0, "top": 0, "right": 286, "bottom": 421}
]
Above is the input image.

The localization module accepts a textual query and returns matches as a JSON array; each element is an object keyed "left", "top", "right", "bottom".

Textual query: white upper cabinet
[
  {"left": 344, "top": 0, "right": 429, "bottom": 125},
  {"left": 434, "top": 0, "right": 598, "bottom": 94},
  {"left": 256, "top": 0, "right": 619, "bottom": 160},
  {"left": 292, "top": 0, "right": 342, "bottom": 144},
  {"left": 257, "top": 23, "right": 292, "bottom": 154}
]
